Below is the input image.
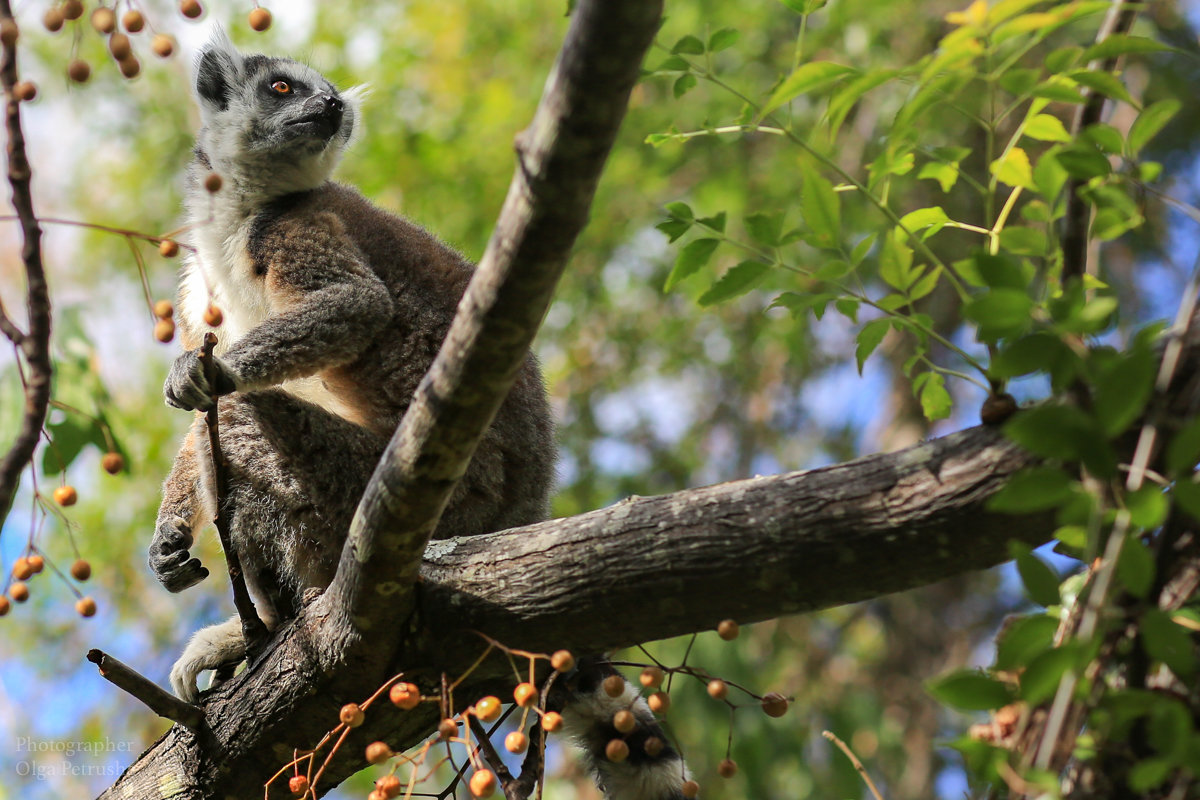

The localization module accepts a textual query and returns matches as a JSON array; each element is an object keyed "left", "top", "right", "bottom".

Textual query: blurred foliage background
[{"left": 0, "top": 0, "right": 1197, "bottom": 798}]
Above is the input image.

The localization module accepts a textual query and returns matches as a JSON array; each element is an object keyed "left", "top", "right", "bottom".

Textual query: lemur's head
[{"left": 191, "top": 29, "right": 361, "bottom": 198}]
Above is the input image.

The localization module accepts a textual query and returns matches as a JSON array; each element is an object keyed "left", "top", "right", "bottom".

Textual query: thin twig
[
  {"left": 0, "top": 0, "right": 52, "bottom": 532},
  {"left": 87, "top": 649, "right": 205, "bottom": 731},
  {"left": 199, "top": 333, "right": 268, "bottom": 655},
  {"left": 823, "top": 730, "right": 884, "bottom": 800}
]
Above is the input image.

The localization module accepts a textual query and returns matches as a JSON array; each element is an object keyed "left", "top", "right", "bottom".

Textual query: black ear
[{"left": 194, "top": 30, "right": 242, "bottom": 111}]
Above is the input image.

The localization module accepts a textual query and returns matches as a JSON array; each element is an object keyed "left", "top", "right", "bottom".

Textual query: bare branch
[
  {"left": 324, "top": 0, "right": 664, "bottom": 652},
  {"left": 0, "top": 0, "right": 52, "bottom": 529},
  {"left": 87, "top": 649, "right": 205, "bottom": 731}
]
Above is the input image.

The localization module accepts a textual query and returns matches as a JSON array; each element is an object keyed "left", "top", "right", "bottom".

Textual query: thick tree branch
[
  {"left": 324, "top": 0, "right": 664, "bottom": 649},
  {"left": 0, "top": 3, "right": 52, "bottom": 529}
]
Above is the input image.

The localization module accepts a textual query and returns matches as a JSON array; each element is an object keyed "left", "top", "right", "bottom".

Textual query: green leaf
[
  {"left": 963, "top": 288, "right": 1033, "bottom": 341},
  {"left": 665, "top": 202, "right": 694, "bottom": 221},
  {"left": 991, "top": 146, "right": 1033, "bottom": 189},
  {"left": 1024, "top": 114, "right": 1071, "bottom": 143},
  {"left": 855, "top": 319, "right": 890, "bottom": 374},
  {"left": 827, "top": 68, "right": 899, "bottom": 136},
  {"left": 1083, "top": 34, "right": 1174, "bottom": 62},
  {"left": 1034, "top": 148, "right": 1069, "bottom": 202},
  {"left": 850, "top": 231, "right": 878, "bottom": 266},
  {"left": 998, "top": 226, "right": 1047, "bottom": 256},
  {"left": 1129, "top": 760, "right": 1174, "bottom": 793},
  {"left": 744, "top": 211, "right": 784, "bottom": 247},
  {"left": 1083, "top": 122, "right": 1124, "bottom": 155},
  {"left": 1142, "top": 609, "right": 1197, "bottom": 681},
  {"left": 1176, "top": 480, "right": 1200, "bottom": 523},
  {"left": 1117, "top": 534, "right": 1155, "bottom": 598},
  {"left": 1032, "top": 76, "right": 1086, "bottom": 104},
  {"left": 1126, "top": 485, "right": 1168, "bottom": 530},
  {"left": 996, "top": 614, "right": 1060, "bottom": 670},
  {"left": 914, "top": 371, "right": 952, "bottom": 421},
  {"left": 1056, "top": 146, "right": 1112, "bottom": 179},
  {"left": 708, "top": 28, "right": 739, "bottom": 53},
  {"left": 990, "top": 333, "right": 1071, "bottom": 378},
  {"left": 1066, "top": 68, "right": 1135, "bottom": 106},
  {"left": 42, "top": 414, "right": 107, "bottom": 477},
  {"left": 656, "top": 219, "right": 691, "bottom": 243},
  {"left": 1013, "top": 544, "right": 1061, "bottom": 607},
  {"left": 917, "top": 162, "right": 959, "bottom": 193},
  {"left": 1003, "top": 405, "right": 1106, "bottom": 465},
  {"left": 664, "top": 238, "right": 719, "bottom": 291},
  {"left": 771, "top": 291, "right": 834, "bottom": 321},
  {"left": 671, "top": 34, "right": 705, "bottom": 55},
  {"left": 761, "top": 61, "right": 857, "bottom": 117},
  {"left": 1093, "top": 350, "right": 1156, "bottom": 437},
  {"left": 697, "top": 211, "right": 726, "bottom": 233},
  {"left": 1128, "top": 99, "right": 1181, "bottom": 157},
  {"left": 1020, "top": 645, "right": 1077, "bottom": 704},
  {"left": 878, "top": 228, "right": 916, "bottom": 290},
  {"left": 899, "top": 206, "right": 951, "bottom": 236},
  {"left": 927, "top": 670, "right": 1014, "bottom": 711},
  {"left": 1166, "top": 418, "right": 1200, "bottom": 474},
  {"left": 814, "top": 259, "right": 853, "bottom": 281},
  {"left": 698, "top": 260, "right": 770, "bottom": 307},
  {"left": 673, "top": 73, "right": 698, "bottom": 99},
  {"left": 987, "top": 467, "right": 1075, "bottom": 513},
  {"left": 907, "top": 266, "right": 941, "bottom": 302},
  {"left": 835, "top": 297, "right": 859, "bottom": 322},
  {"left": 655, "top": 55, "right": 691, "bottom": 72},
  {"left": 1044, "top": 45, "right": 1083, "bottom": 74},
  {"left": 799, "top": 159, "right": 840, "bottom": 249},
  {"left": 998, "top": 67, "right": 1040, "bottom": 97}
]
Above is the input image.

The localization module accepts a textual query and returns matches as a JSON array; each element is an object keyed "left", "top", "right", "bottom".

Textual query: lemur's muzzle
[{"left": 289, "top": 94, "right": 344, "bottom": 139}]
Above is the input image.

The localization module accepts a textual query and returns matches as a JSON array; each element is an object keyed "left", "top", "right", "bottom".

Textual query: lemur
[{"left": 150, "top": 30, "right": 691, "bottom": 800}]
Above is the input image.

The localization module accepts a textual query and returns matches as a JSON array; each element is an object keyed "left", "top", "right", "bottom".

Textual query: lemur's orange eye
[{"left": 270, "top": 80, "right": 291, "bottom": 94}]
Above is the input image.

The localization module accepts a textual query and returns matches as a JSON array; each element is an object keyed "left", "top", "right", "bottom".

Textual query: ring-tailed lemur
[{"left": 150, "top": 30, "right": 691, "bottom": 799}]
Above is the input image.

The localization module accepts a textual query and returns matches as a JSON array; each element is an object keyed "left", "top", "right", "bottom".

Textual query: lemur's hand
[
  {"left": 150, "top": 516, "right": 209, "bottom": 592},
  {"left": 164, "top": 349, "right": 237, "bottom": 411}
]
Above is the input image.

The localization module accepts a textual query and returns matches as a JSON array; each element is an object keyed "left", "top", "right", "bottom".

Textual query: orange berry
[
  {"left": 707, "top": 679, "right": 728, "bottom": 700},
  {"left": 639, "top": 667, "right": 663, "bottom": 688},
  {"left": 108, "top": 32, "right": 131, "bottom": 60},
  {"left": 368, "top": 790, "right": 388, "bottom": 800},
  {"left": 118, "top": 55, "right": 140, "bottom": 79},
  {"left": 10, "top": 582, "right": 28, "bottom": 602},
  {"left": 153, "top": 299, "right": 174, "bottom": 318},
  {"left": 204, "top": 172, "right": 223, "bottom": 193},
  {"left": 14, "top": 81, "right": 36, "bottom": 102},
  {"left": 605, "top": 739, "right": 629, "bottom": 763},
  {"left": 717, "top": 619, "right": 740, "bottom": 640},
  {"left": 27, "top": 555, "right": 44, "bottom": 574},
  {"left": 154, "top": 318, "right": 175, "bottom": 343},
  {"left": 681, "top": 779, "right": 700, "bottom": 798},
  {"left": 122, "top": 10, "right": 144, "bottom": 32},
  {"left": 203, "top": 304, "right": 223, "bottom": 327},
  {"left": 0, "top": 595, "right": 10, "bottom": 616},
  {"left": 474, "top": 695, "right": 501, "bottom": 722},
  {"left": 437, "top": 717, "right": 457, "bottom": 740},
  {"left": 643, "top": 736, "right": 664, "bottom": 757},
  {"left": 504, "top": 731, "right": 528, "bottom": 753},
  {"left": 151, "top": 33, "right": 175, "bottom": 57},
  {"left": 365, "top": 741, "right": 392, "bottom": 765},
  {"left": 513, "top": 681, "right": 538, "bottom": 708},
  {"left": 76, "top": 596, "right": 97, "bottom": 617},
  {"left": 0, "top": 19, "right": 18, "bottom": 47},
  {"left": 374, "top": 775, "right": 401, "bottom": 798},
  {"left": 718, "top": 758, "right": 738, "bottom": 778},
  {"left": 613, "top": 709, "right": 635, "bottom": 734},
  {"left": 43, "top": 7, "right": 65, "bottom": 32},
  {"left": 339, "top": 702, "right": 364, "bottom": 727},
  {"left": 179, "top": 0, "right": 202, "bottom": 18},
  {"left": 287, "top": 775, "right": 308, "bottom": 795},
  {"left": 550, "top": 649, "right": 575, "bottom": 672},
  {"left": 602, "top": 674, "right": 626, "bottom": 698},
  {"left": 541, "top": 710, "right": 563, "bottom": 732},
  {"left": 648, "top": 691, "right": 670, "bottom": 714},
  {"left": 159, "top": 239, "right": 179, "bottom": 258},
  {"left": 54, "top": 485, "right": 78, "bottom": 506},
  {"left": 388, "top": 681, "right": 420, "bottom": 709},
  {"left": 762, "top": 691, "right": 789, "bottom": 717},
  {"left": 67, "top": 59, "right": 91, "bottom": 83},
  {"left": 468, "top": 770, "right": 495, "bottom": 798},
  {"left": 101, "top": 452, "right": 124, "bottom": 474},
  {"left": 91, "top": 7, "right": 116, "bottom": 33},
  {"left": 62, "top": 0, "right": 83, "bottom": 20},
  {"left": 12, "top": 557, "right": 33, "bottom": 581},
  {"left": 248, "top": 7, "right": 271, "bottom": 31},
  {"left": 70, "top": 559, "right": 91, "bottom": 581}
]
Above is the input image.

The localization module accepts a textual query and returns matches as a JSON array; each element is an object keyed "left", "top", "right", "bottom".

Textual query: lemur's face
[{"left": 192, "top": 31, "right": 359, "bottom": 193}]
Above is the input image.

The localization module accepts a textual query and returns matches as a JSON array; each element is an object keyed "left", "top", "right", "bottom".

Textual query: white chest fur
[{"left": 180, "top": 222, "right": 361, "bottom": 424}]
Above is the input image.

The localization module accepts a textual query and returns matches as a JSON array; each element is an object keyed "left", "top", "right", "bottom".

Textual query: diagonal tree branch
[
  {"left": 323, "top": 0, "right": 665, "bottom": 648},
  {"left": 0, "top": 2, "right": 52, "bottom": 530}
]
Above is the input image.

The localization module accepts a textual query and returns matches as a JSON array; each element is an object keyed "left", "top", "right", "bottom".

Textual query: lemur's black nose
[{"left": 324, "top": 94, "right": 344, "bottom": 113}]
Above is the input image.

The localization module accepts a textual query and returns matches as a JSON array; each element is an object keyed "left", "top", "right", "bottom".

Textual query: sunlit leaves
[
  {"left": 698, "top": 260, "right": 770, "bottom": 307},
  {"left": 1083, "top": 34, "right": 1174, "bottom": 61},
  {"left": 991, "top": 146, "right": 1033, "bottom": 189},
  {"left": 1128, "top": 99, "right": 1181, "bottom": 157},
  {"left": 664, "top": 238, "right": 719, "bottom": 291},
  {"left": 761, "top": 61, "right": 857, "bottom": 118}
]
